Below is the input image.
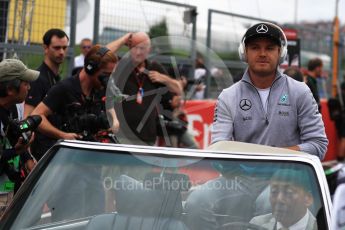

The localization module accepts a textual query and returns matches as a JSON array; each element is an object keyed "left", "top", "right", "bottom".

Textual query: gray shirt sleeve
[
  {"left": 297, "top": 88, "right": 328, "bottom": 160},
  {"left": 211, "top": 90, "right": 234, "bottom": 144}
]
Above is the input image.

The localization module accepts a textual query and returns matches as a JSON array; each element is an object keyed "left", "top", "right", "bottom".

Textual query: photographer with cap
[
  {"left": 0, "top": 59, "right": 39, "bottom": 205},
  {"left": 31, "top": 34, "right": 131, "bottom": 160},
  {"left": 211, "top": 22, "right": 328, "bottom": 160}
]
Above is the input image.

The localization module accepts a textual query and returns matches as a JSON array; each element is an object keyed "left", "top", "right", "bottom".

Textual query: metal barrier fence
[
  {"left": 0, "top": 1, "right": 344, "bottom": 98},
  {"left": 95, "top": 0, "right": 196, "bottom": 44},
  {"left": 205, "top": 9, "right": 344, "bottom": 100},
  {"left": 0, "top": 0, "right": 198, "bottom": 79},
  {"left": 283, "top": 23, "right": 334, "bottom": 98},
  {"left": 283, "top": 23, "right": 333, "bottom": 68},
  {"left": 94, "top": 0, "right": 198, "bottom": 83}
]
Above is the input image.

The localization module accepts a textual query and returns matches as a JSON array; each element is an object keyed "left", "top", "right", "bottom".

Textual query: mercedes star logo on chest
[{"left": 239, "top": 99, "right": 252, "bottom": 111}]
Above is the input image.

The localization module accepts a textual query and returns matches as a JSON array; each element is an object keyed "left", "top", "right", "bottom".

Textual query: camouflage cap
[{"left": 0, "top": 59, "right": 39, "bottom": 83}]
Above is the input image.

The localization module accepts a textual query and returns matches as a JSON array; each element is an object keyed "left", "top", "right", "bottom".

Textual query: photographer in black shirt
[
  {"left": 30, "top": 35, "right": 132, "bottom": 220},
  {"left": 31, "top": 34, "right": 131, "bottom": 152}
]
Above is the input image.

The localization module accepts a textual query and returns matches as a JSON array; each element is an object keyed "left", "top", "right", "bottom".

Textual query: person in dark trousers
[
  {"left": 328, "top": 81, "right": 345, "bottom": 161},
  {"left": 306, "top": 58, "right": 323, "bottom": 112}
]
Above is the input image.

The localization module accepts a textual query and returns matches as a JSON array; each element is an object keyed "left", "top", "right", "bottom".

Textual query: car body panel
[{"left": 0, "top": 140, "right": 332, "bottom": 230}]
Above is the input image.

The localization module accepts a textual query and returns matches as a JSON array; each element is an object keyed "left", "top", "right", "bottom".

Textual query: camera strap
[
  {"left": 0, "top": 105, "right": 18, "bottom": 129},
  {"left": 0, "top": 106, "right": 10, "bottom": 134},
  {"left": 0, "top": 107, "right": 13, "bottom": 149},
  {"left": 134, "top": 67, "right": 146, "bottom": 105}
]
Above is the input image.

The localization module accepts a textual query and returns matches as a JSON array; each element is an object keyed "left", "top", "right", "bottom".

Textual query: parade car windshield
[{"left": 5, "top": 144, "right": 329, "bottom": 230}]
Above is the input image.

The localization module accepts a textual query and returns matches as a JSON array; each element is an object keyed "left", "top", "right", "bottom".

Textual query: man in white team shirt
[{"left": 74, "top": 38, "right": 92, "bottom": 68}]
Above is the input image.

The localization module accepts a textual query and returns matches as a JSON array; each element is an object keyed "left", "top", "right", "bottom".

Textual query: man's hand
[
  {"left": 109, "top": 119, "right": 120, "bottom": 134},
  {"left": 106, "top": 108, "right": 120, "bottom": 134},
  {"left": 124, "top": 33, "right": 133, "bottom": 48},
  {"left": 147, "top": 71, "right": 183, "bottom": 95},
  {"left": 14, "top": 133, "right": 35, "bottom": 155},
  {"left": 14, "top": 138, "right": 29, "bottom": 155},
  {"left": 195, "top": 83, "right": 205, "bottom": 92},
  {"left": 148, "top": 71, "right": 167, "bottom": 84},
  {"left": 284, "top": 146, "right": 301, "bottom": 151},
  {"left": 25, "top": 159, "right": 36, "bottom": 172},
  {"left": 60, "top": 132, "right": 81, "bottom": 140},
  {"left": 106, "top": 32, "right": 133, "bottom": 53}
]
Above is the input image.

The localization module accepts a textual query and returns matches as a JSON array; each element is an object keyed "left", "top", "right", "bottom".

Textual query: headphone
[
  {"left": 238, "top": 22, "right": 288, "bottom": 64},
  {"left": 84, "top": 46, "right": 110, "bottom": 75}
]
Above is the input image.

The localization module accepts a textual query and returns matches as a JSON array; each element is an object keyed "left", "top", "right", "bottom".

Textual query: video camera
[
  {"left": 157, "top": 114, "right": 187, "bottom": 136},
  {"left": 7, "top": 115, "right": 42, "bottom": 146},
  {"left": 61, "top": 102, "right": 110, "bottom": 141}
]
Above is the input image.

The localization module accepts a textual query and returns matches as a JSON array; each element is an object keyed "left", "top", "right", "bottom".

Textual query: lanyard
[{"left": 135, "top": 68, "right": 145, "bottom": 104}]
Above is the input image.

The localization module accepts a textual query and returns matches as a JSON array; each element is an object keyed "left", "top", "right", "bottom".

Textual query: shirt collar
[
  {"left": 41, "top": 62, "right": 61, "bottom": 83},
  {"left": 241, "top": 68, "right": 283, "bottom": 85},
  {"left": 276, "top": 209, "right": 310, "bottom": 230}
]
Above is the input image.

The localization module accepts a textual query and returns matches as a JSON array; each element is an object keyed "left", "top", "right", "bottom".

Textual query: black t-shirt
[
  {"left": 306, "top": 75, "right": 321, "bottom": 112},
  {"left": 25, "top": 62, "right": 60, "bottom": 107},
  {"left": 43, "top": 75, "right": 84, "bottom": 117},
  {"left": 0, "top": 105, "right": 18, "bottom": 156},
  {"left": 114, "top": 58, "right": 171, "bottom": 143},
  {"left": 31, "top": 75, "right": 88, "bottom": 160}
]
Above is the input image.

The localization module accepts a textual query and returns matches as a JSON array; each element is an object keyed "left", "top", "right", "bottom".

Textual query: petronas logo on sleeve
[{"left": 280, "top": 94, "right": 288, "bottom": 103}]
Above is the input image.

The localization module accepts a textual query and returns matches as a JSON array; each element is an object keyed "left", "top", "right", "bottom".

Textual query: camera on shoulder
[{"left": 61, "top": 102, "right": 109, "bottom": 141}]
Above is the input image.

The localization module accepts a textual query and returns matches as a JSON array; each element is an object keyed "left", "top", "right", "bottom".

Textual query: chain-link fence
[
  {"left": 94, "top": 0, "right": 198, "bottom": 81},
  {"left": 205, "top": 9, "right": 344, "bottom": 99},
  {"left": 283, "top": 23, "right": 333, "bottom": 69},
  {"left": 0, "top": 0, "right": 75, "bottom": 77},
  {"left": 282, "top": 23, "right": 334, "bottom": 99},
  {"left": 0, "top": 1, "right": 343, "bottom": 96},
  {"left": 96, "top": 0, "right": 196, "bottom": 43},
  {"left": 0, "top": 0, "right": 199, "bottom": 80}
]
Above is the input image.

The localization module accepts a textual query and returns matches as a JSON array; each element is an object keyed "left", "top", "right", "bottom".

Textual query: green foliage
[
  {"left": 148, "top": 18, "right": 169, "bottom": 38},
  {"left": 18, "top": 45, "right": 82, "bottom": 79},
  {"left": 216, "top": 51, "right": 240, "bottom": 61},
  {"left": 148, "top": 18, "right": 171, "bottom": 53}
]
